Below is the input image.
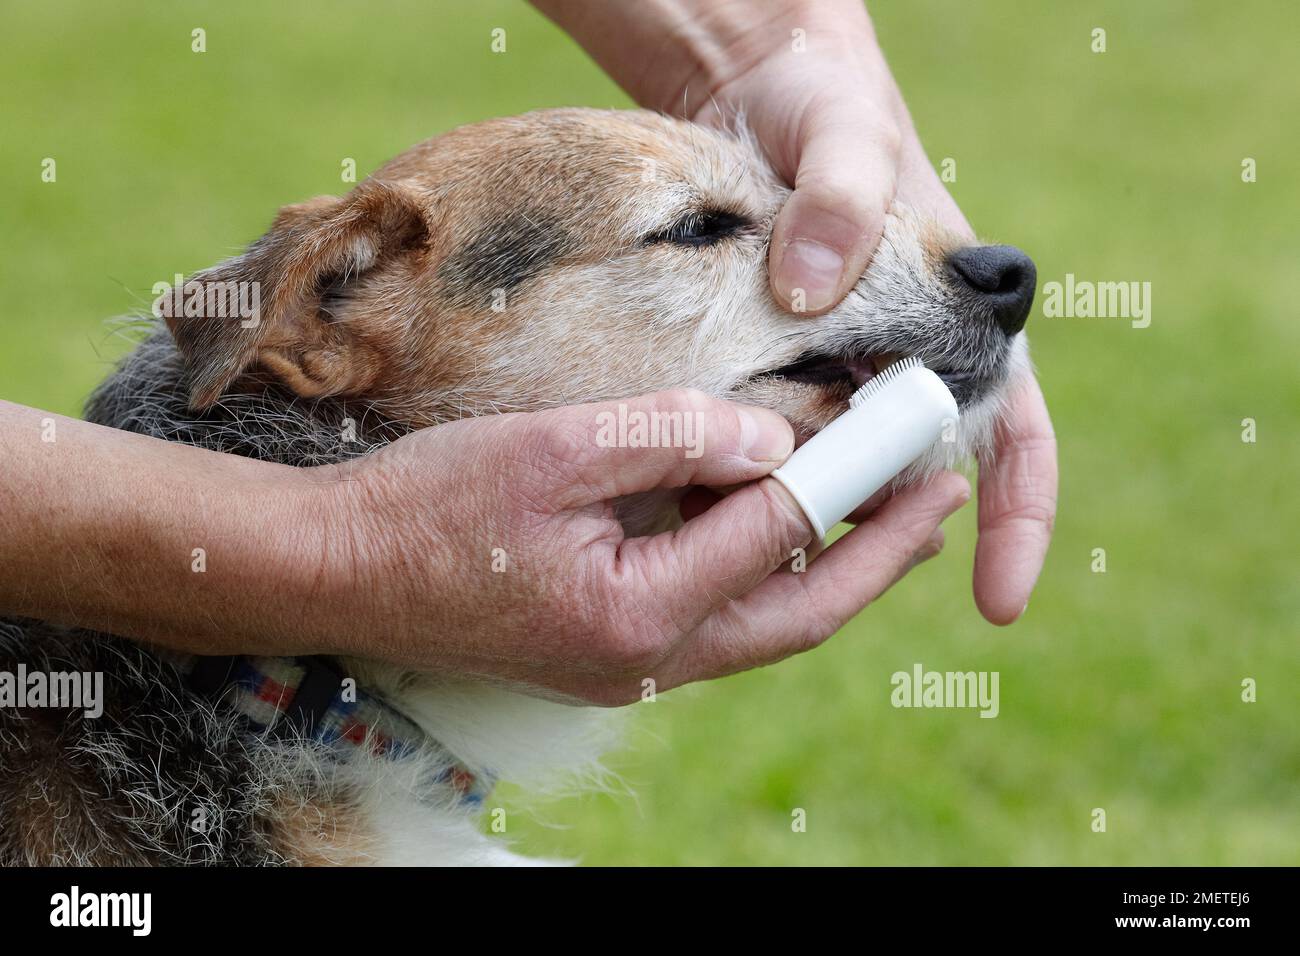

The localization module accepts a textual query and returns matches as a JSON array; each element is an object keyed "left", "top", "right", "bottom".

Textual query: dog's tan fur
[{"left": 163, "top": 108, "right": 1025, "bottom": 450}]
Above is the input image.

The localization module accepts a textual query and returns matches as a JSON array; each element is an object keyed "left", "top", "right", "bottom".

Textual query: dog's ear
[{"left": 160, "top": 178, "right": 429, "bottom": 409}]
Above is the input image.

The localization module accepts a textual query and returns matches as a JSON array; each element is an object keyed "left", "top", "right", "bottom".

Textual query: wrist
[
  {"left": 660, "top": 0, "right": 882, "bottom": 116},
  {"left": 273, "top": 462, "right": 377, "bottom": 659},
  {"left": 534, "top": 0, "right": 873, "bottom": 116},
  {"left": 289, "top": 452, "right": 440, "bottom": 663}
]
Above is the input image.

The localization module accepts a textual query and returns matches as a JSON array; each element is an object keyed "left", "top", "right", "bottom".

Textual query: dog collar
[{"left": 170, "top": 653, "right": 492, "bottom": 808}]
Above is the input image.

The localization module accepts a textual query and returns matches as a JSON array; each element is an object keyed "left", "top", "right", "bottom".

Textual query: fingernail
[
  {"left": 776, "top": 239, "right": 844, "bottom": 313},
  {"left": 737, "top": 406, "right": 794, "bottom": 462},
  {"left": 947, "top": 481, "right": 973, "bottom": 514}
]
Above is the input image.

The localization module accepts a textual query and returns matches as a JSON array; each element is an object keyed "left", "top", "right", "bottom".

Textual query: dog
[{"left": 0, "top": 107, "right": 1035, "bottom": 865}]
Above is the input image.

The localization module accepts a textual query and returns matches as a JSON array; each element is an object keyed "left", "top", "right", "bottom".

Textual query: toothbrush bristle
[{"left": 849, "top": 355, "right": 925, "bottom": 409}]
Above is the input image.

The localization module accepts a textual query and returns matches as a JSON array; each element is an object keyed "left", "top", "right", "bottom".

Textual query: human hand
[
  {"left": 310, "top": 391, "right": 969, "bottom": 704},
  {"left": 533, "top": 1, "right": 1055, "bottom": 623}
]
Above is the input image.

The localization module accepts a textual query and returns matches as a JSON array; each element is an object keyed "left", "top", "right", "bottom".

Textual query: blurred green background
[{"left": 2, "top": 1, "right": 1296, "bottom": 865}]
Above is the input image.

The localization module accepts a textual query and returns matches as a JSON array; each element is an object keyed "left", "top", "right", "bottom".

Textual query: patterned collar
[{"left": 167, "top": 653, "right": 492, "bottom": 808}]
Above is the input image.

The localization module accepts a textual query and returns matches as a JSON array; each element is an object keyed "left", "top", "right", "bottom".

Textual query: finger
[
  {"left": 886, "top": 527, "right": 945, "bottom": 590},
  {"left": 517, "top": 390, "right": 794, "bottom": 510},
  {"left": 973, "top": 373, "right": 1058, "bottom": 625},
  {"left": 769, "top": 103, "right": 901, "bottom": 316},
  {"left": 841, "top": 485, "right": 893, "bottom": 525},
  {"left": 666, "top": 472, "right": 970, "bottom": 684},
  {"left": 612, "top": 474, "right": 819, "bottom": 639}
]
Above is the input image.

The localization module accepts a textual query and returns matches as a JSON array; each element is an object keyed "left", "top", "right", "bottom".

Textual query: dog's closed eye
[{"left": 644, "top": 209, "right": 750, "bottom": 248}]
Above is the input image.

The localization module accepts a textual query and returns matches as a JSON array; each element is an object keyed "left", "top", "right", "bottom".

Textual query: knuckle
[
  {"left": 571, "top": 572, "right": 669, "bottom": 675},
  {"left": 789, "top": 619, "right": 833, "bottom": 657},
  {"left": 787, "top": 621, "right": 841, "bottom": 660},
  {"left": 871, "top": 117, "right": 903, "bottom": 158},
  {"left": 789, "top": 576, "right": 850, "bottom": 644},
  {"left": 1004, "top": 492, "right": 1057, "bottom": 535},
  {"left": 652, "top": 387, "right": 715, "bottom": 418},
  {"left": 754, "top": 480, "right": 815, "bottom": 553},
  {"left": 531, "top": 417, "right": 596, "bottom": 473},
  {"left": 874, "top": 520, "right": 923, "bottom": 565},
  {"left": 514, "top": 416, "right": 602, "bottom": 497},
  {"left": 602, "top": 616, "right": 667, "bottom": 674}
]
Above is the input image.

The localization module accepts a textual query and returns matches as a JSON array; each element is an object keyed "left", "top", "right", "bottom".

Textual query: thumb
[
  {"left": 769, "top": 106, "right": 901, "bottom": 315},
  {"left": 517, "top": 389, "right": 795, "bottom": 511},
  {"left": 615, "top": 475, "right": 817, "bottom": 629}
]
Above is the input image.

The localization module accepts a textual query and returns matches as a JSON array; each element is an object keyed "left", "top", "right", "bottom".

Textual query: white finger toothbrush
[{"left": 771, "top": 356, "right": 959, "bottom": 539}]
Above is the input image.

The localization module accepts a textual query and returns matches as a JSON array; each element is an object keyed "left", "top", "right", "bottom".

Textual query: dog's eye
[{"left": 645, "top": 209, "right": 749, "bottom": 248}]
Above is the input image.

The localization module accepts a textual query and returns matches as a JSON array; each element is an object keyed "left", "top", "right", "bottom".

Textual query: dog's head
[{"left": 162, "top": 107, "right": 1033, "bottom": 465}]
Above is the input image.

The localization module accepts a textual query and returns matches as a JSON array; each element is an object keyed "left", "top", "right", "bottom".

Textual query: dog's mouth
[
  {"left": 753, "top": 350, "right": 978, "bottom": 405},
  {"left": 757, "top": 351, "right": 891, "bottom": 390}
]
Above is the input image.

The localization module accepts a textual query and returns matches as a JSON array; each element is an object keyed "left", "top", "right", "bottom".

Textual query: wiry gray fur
[
  {"left": 84, "top": 324, "right": 409, "bottom": 466},
  {"left": 0, "top": 617, "right": 287, "bottom": 865},
  {"left": 0, "top": 325, "right": 401, "bottom": 866}
]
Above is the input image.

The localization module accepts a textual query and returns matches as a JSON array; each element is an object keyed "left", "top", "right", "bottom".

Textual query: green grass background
[{"left": 2, "top": 1, "right": 1296, "bottom": 864}]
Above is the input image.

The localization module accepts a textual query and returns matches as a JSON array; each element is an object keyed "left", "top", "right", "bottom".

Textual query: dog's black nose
[{"left": 946, "top": 245, "right": 1037, "bottom": 336}]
